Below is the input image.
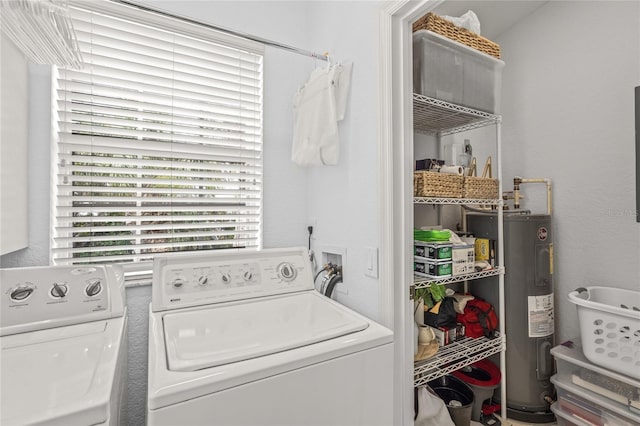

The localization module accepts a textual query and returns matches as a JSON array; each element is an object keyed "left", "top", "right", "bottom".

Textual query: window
[{"left": 52, "top": 1, "right": 263, "bottom": 266}]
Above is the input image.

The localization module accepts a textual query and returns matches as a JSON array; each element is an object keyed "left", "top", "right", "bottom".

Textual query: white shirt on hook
[{"left": 291, "top": 61, "right": 353, "bottom": 166}]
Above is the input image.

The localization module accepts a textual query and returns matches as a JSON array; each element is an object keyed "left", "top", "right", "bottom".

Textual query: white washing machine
[
  {"left": 0, "top": 265, "right": 128, "bottom": 426},
  {"left": 147, "top": 247, "right": 393, "bottom": 426}
]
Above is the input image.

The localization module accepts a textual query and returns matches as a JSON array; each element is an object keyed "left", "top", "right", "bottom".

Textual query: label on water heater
[{"left": 527, "top": 294, "right": 554, "bottom": 337}]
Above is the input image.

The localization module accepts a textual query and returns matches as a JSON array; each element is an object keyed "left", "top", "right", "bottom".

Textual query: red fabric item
[{"left": 456, "top": 297, "right": 498, "bottom": 338}]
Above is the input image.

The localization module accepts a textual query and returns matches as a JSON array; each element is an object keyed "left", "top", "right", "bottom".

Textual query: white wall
[
  {"left": 0, "top": 36, "right": 29, "bottom": 255},
  {"left": 0, "top": 52, "right": 51, "bottom": 267},
  {"left": 301, "top": 1, "right": 384, "bottom": 320},
  {"left": 497, "top": 1, "right": 640, "bottom": 342}
]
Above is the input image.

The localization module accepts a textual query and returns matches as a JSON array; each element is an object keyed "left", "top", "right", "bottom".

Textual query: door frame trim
[{"left": 377, "top": 1, "right": 443, "bottom": 424}]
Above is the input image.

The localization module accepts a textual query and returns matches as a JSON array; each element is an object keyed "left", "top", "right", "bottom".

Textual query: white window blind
[{"left": 53, "top": 1, "right": 263, "bottom": 265}]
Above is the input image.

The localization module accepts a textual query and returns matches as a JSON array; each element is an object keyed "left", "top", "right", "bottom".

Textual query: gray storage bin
[{"left": 413, "top": 30, "right": 504, "bottom": 113}]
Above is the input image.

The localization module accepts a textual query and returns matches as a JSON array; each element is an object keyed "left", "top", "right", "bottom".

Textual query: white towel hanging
[{"left": 291, "top": 61, "right": 353, "bottom": 166}]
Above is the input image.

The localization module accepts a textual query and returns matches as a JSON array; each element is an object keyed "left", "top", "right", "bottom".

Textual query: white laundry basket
[{"left": 568, "top": 286, "right": 640, "bottom": 379}]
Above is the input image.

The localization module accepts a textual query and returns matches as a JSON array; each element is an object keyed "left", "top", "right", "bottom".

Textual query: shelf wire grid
[
  {"left": 413, "top": 94, "right": 501, "bottom": 136},
  {"left": 411, "top": 93, "right": 505, "bottom": 390},
  {"left": 414, "top": 267, "right": 504, "bottom": 288},
  {"left": 414, "top": 197, "right": 502, "bottom": 205},
  {"left": 414, "top": 334, "right": 505, "bottom": 387}
]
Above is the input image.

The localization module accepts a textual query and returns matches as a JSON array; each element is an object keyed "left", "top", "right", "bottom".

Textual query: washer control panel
[
  {"left": 0, "top": 265, "right": 125, "bottom": 336},
  {"left": 152, "top": 247, "right": 313, "bottom": 312}
]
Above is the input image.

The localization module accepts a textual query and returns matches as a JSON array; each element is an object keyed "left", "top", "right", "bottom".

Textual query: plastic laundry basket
[{"left": 568, "top": 286, "right": 640, "bottom": 379}]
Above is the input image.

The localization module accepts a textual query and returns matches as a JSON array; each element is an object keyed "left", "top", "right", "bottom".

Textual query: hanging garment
[{"left": 291, "top": 62, "right": 353, "bottom": 166}]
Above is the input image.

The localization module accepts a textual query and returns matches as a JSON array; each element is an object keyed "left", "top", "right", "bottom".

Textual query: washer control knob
[
  {"left": 50, "top": 283, "right": 69, "bottom": 298},
  {"left": 221, "top": 273, "right": 232, "bottom": 285},
  {"left": 10, "top": 285, "right": 34, "bottom": 302},
  {"left": 197, "top": 275, "right": 209, "bottom": 286},
  {"left": 172, "top": 278, "right": 185, "bottom": 288},
  {"left": 243, "top": 271, "right": 253, "bottom": 281},
  {"left": 278, "top": 262, "right": 297, "bottom": 282},
  {"left": 85, "top": 279, "right": 102, "bottom": 297}
]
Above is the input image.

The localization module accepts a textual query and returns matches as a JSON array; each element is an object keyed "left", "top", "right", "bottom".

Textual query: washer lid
[
  {"left": 163, "top": 291, "right": 369, "bottom": 372},
  {"left": 0, "top": 317, "right": 125, "bottom": 425}
]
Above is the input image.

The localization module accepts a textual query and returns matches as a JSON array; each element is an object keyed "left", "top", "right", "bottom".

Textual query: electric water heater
[{"left": 466, "top": 212, "right": 555, "bottom": 423}]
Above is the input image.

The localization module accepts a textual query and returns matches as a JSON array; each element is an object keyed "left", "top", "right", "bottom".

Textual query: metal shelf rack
[
  {"left": 413, "top": 94, "right": 501, "bottom": 136},
  {"left": 414, "top": 197, "right": 502, "bottom": 205},
  {"left": 413, "top": 267, "right": 504, "bottom": 289},
  {"left": 414, "top": 334, "right": 505, "bottom": 387},
  {"left": 411, "top": 93, "right": 506, "bottom": 414}
]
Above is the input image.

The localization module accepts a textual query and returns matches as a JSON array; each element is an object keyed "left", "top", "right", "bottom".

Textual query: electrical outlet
[{"left": 307, "top": 218, "right": 317, "bottom": 244}]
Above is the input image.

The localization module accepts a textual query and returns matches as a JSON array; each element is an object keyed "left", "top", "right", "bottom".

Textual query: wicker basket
[
  {"left": 413, "top": 12, "right": 501, "bottom": 59},
  {"left": 462, "top": 176, "right": 499, "bottom": 199},
  {"left": 414, "top": 171, "right": 463, "bottom": 198}
]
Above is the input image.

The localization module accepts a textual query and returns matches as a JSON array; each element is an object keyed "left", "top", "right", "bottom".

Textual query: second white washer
[{"left": 0, "top": 265, "right": 128, "bottom": 426}]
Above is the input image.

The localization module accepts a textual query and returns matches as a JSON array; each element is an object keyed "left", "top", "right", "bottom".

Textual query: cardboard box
[
  {"left": 452, "top": 244, "right": 475, "bottom": 276},
  {"left": 429, "top": 323, "right": 466, "bottom": 346},
  {"left": 475, "top": 238, "right": 490, "bottom": 261}
]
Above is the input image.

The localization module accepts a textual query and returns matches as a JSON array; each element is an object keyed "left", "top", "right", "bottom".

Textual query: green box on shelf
[
  {"left": 414, "top": 241, "right": 453, "bottom": 260},
  {"left": 414, "top": 258, "right": 452, "bottom": 277}
]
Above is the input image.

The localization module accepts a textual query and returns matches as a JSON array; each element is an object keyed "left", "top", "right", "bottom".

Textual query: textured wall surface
[
  {"left": 497, "top": 1, "right": 640, "bottom": 342},
  {"left": 299, "top": 0, "right": 384, "bottom": 321},
  {"left": 0, "top": 35, "right": 29, "bottom": 255}
]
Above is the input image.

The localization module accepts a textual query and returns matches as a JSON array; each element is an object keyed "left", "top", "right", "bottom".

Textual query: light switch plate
[{"left": 364, "top": 247, "right": 378, "bottom": 278}]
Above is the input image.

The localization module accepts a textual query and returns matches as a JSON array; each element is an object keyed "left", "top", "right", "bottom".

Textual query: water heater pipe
[{"left": 513, "top": 177, "right": 553, "bottom": 215}]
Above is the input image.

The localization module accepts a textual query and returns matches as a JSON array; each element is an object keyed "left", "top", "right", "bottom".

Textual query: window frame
[{"left": 51, "top": 0, "right": 265, "bottom": 273}]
